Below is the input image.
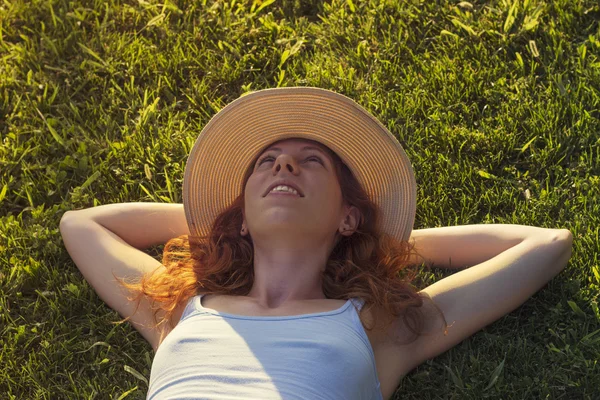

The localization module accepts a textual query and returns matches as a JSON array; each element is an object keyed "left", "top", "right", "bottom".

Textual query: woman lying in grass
[{"left": 60, "top": 87, "right": 573, "bottom": 400}]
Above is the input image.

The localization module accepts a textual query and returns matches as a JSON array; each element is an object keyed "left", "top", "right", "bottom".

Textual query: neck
[{"left": 246, "top": 242, "right": 330, "bottom": 309}]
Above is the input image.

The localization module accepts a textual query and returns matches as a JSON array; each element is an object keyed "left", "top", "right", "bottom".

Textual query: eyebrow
[{"left": 264, "top": 145, "right": 329, "bottom": 158}]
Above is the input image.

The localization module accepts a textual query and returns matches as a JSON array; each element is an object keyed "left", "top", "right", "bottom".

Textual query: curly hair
[{"left": 117, "top": 139, "right": 446, "bottom": 347}]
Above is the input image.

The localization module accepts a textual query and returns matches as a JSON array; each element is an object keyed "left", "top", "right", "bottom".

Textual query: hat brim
[{"left": 183, "top": 87, "right": 416, "bottom": 242}]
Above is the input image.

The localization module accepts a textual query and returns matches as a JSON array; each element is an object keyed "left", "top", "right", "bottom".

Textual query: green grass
[{"left": 1, "top": 0, "right": 599, "bottom": 398}]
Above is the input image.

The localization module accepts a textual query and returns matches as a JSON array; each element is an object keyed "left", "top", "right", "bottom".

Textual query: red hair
[{"left": 118, "top": 140, "right": 445, "bottom": 345}]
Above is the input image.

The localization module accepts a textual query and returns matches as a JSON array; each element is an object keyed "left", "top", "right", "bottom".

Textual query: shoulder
[
  {"left": 170, "top": 298, "right": 191, "bottom": 326},
  {"left": 357, "top": 300, "right": 444, "bottom": 400},
  {"left": 154, "top": 295, "right": 198, "bottom": 351},
  {"left": 362, "top": 298, "right": 446, "bottom": 372}
]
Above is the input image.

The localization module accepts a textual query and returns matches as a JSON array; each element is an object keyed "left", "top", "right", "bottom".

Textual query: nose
[{"left": 273, "top": 154, "right": 300, "bottom": 175}]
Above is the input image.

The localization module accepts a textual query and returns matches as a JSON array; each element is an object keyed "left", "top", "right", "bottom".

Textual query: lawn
[{"left": 1, "top": 0, "right": 599, "bottom": 398}]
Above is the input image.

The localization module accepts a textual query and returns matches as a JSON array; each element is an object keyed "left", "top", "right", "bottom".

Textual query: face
[{"left": 242, "top": 138, "right": 352, "bottom": 243}]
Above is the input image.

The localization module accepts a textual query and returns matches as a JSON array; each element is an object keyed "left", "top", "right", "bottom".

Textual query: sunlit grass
[{"left": 1, "top": 0, "right": 599, "bottom": 398}]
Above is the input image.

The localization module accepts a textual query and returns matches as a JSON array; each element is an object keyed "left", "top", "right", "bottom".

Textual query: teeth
[{"left": 270, "top": 185, "right": 299, "bottom": 195}]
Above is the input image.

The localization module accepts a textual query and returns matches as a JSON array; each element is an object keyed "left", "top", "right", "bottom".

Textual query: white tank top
[{"left": 147, "top": 294, "right": 383, "bottom": 399}]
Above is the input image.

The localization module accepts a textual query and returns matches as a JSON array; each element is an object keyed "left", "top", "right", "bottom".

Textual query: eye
[
  {"left": 258, "top": 156, "right": 274, "bottom": 165},
  {"left": 258, "top": 155, "right": 323, "bottom": 165},
  {"left": 307, "top": 156, "right": 324, "bottom": 164}
]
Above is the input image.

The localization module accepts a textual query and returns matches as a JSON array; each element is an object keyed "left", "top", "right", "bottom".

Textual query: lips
[
  {"left": 267, "top": 190, "right": 301, "bottom": 197},
  {"left": 263, "top": 181, "right": 304, "bottom": 197}
]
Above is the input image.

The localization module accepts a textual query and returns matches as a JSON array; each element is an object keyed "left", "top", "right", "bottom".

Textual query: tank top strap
[
  {"left": 349, "top": 297, "right": 365, "bottom": 312},
  {"left": 181, "top": 294, "right": 365, "bottom": 321},
  {"left": 180, "top": 294, "right": 201, "bottom": 321}
]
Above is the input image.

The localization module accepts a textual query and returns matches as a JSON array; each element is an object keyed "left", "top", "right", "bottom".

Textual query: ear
[
  {"left": 240, "top": 210, "right": 249, "bottom": 236},
  {"left": 338, "top": 205, "right": 361, "bottom": 236}
]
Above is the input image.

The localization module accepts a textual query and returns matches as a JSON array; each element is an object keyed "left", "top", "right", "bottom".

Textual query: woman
[{"left": 60, "top": 87, "right": 574, "bottom": 400}]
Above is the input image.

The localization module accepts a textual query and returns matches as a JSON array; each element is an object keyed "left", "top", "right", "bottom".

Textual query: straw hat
[{"left": 182, "top": 87, "right": 416, "bottom": 242}]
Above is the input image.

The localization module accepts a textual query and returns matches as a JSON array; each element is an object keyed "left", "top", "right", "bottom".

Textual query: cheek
[
  {"left": 245, "top": 175, "right": 259, "bottom": 193},
  {"left": 319, "top": 182, "right": 342, "bottom": 204}
]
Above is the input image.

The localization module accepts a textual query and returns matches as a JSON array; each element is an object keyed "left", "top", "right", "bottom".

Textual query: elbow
[
  {"left": 527, "top": 229, "right": 574, "bottom": 276},
  {"left": 59, "top": 211, "right": 70, "bottom": 230},
  {"left": 550, "top": 229, "right": 574, "bottom": 273},
  {"left": 553, "top": 228, "right": 574, "bottom": 247},
  {"left": 59, "top": 210, "right": 84, "bottom": 234},
  {"left": 59, "top": 211, "right": 75, "bottom": 231},
  {"left": 530, "top": 228, "right": 573, "bottom": 248}
]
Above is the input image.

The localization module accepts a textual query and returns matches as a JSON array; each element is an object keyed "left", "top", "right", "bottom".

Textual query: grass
[{"left": 1, "top": 0, "right": 599, "bottom": 398}]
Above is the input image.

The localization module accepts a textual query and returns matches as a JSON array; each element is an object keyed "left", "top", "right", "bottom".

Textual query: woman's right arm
[{"left": 59, "top": 202, "right": 191, "bottom": 351}]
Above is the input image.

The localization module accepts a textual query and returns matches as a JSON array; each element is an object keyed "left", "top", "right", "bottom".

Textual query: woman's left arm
[
  {"left": 408, "top": 224, "right": 570, "bottom": 269},
  {"left": 378, "top": 225, "right": 573, "bottom": 380}
]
